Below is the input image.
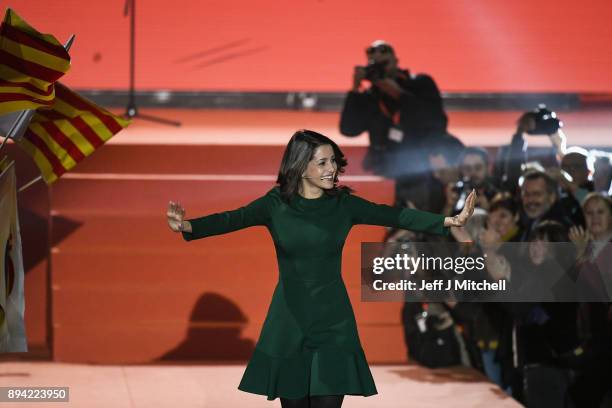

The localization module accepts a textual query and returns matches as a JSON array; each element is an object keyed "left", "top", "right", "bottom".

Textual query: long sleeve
[
  {"left": 182, "top": 189, "right": 275, "bottom": 241},
  {"left": 345, "top": 194, "right": 448, "bottom": 236},
  {"left": 397, "top": 74, "right": 447, "bottom": 135},
  {"left": 339, "top": 91, "right": 373, "bottom": 136}
]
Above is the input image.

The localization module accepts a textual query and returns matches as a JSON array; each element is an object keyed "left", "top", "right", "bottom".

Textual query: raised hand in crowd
[
  {"left": 479, "top": 228, "right": 511, "bottom": 281},
  {"left": 517, "top": 112, "right": 536, "bottom": 134},
  {"left": 569, "top": 225, "right": 592, "bottom": 259}
]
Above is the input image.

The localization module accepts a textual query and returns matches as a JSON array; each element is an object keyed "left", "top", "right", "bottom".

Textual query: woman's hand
[
  {"left": 167, "top": 201, "right": 186, "bottom": 232},
  {"left": 569, "top": 225, "right": 591, "bottom": 258},
  {"left": 444, "top": 189, "right": 477, "bottom": 227}
]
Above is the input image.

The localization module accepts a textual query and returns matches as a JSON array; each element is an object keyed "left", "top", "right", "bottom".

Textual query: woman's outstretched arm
[
  {"left": 167, "top": 189, "right": 276, "bottom": 241},
  {"left": 348, "top": 190, "right": 476, "bottom": 234}
]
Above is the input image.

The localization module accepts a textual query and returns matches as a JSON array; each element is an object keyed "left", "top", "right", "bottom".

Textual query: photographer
[
  {"left": 339, "top": 40, "right": 449, "bottom": 181},
  {"left": 493, "top": 106, "right": 563, "bottom": 194},
  {"left": 447, "top": 147, "right": 499, "bottom": 214}
]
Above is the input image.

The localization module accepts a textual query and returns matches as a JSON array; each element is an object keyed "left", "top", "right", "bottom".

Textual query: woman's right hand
[
  {"left": 569, "top": 225, "right": 591, "bottom": 258},
  {"left": 167, "top": 201, "right": 186, "bottom": 232},
  {"left": 444, "top": 189, "right": 477, "bottom": 227}
]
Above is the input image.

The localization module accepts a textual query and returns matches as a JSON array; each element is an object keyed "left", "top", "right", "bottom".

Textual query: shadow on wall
[
  {"left": 19, "top": 206, "right": 82, "bottom": 274},
  {"left": 158, "top": 292, "right": 255, "bottom": 361}
]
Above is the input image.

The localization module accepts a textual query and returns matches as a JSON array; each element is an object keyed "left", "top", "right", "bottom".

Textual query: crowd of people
[{"left": 339, "top": 40, "right": 612, "bottom": 407}]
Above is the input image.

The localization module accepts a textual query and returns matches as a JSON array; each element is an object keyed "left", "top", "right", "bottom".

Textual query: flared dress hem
[{"left": 237, "top": 346, "right": 378, "bottom": 401}]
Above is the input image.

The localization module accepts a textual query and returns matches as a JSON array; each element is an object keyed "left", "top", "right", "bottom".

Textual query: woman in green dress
[{"left": 167, "top": 130, "right": 476, "bottom": 407}]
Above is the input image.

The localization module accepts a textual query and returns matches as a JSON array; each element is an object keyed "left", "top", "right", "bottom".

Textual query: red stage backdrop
[{"left": 7, "top": 0, "right": 612, "bottom": 92}]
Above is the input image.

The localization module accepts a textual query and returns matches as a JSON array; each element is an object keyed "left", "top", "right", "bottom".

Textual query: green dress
[{"left": 182, "top": 187, "right": 448, "bottom": 400}]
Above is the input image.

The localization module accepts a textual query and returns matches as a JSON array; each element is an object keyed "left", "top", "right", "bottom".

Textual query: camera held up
[
  {"left": 526, "top": 104, "right": 563, "bottom": 136},
  {"left": 358, "top": 60, "right": 388, "bottom": 82}
]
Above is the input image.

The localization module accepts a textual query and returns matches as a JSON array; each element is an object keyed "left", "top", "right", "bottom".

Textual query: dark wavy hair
[
  {"left": 276, "top": 129, "right": 353, "bottom": 202},
  {"left": 529, "top": 220, "right": 569, "bottom": 243},
  {"left": 489, "top": 191, "right": 519, "bottom": 216}
]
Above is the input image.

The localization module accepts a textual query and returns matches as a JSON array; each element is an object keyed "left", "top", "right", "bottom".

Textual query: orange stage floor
[{"left": 0, "top": 362, "right": 521, "bottom": 408}]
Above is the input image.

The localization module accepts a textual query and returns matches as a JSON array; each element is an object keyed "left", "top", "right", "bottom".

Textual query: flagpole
[
  {"left": 0, "top": 158, "right": 15, "bottom": 179},
  {"left": 0, "top": 134, "right": 9, "bottom": 152},
  {"left": 63, "top": 34, "right": 75, "bottom": 54},
  {"left": 17, "top": 175, "right": 42, "bottom": 193},
  {"left": 0, "top": 111, "right": 31, "bottom": 154},
  {"left": 0, "top": 110, "right": 33, "bottom": 164}
]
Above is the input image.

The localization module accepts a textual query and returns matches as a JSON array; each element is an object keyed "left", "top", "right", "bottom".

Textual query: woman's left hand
[{"left": 444, "top": 189, "right": 476, "bottom": 227}]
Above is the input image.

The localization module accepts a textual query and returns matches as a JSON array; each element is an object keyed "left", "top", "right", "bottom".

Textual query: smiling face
[
  {"left": 521, "top": 177, "right": 556, "bottom": 219},
  {"left": 488, "top": 207, "right": 517, "bottom": 237},
  {"left": 300, "top": 144, "right": 338, "bottom": 194},
  {"left": 584, "top": 197, "right": 612, "bottom": 239}
]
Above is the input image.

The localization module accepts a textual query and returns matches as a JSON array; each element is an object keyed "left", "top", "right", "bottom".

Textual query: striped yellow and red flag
[
  {"left": 0, "top": 8, "right": 70, "bottom": 115},
  {"left": 16, "top": 82, "right": 131, "bottom": 184}
]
